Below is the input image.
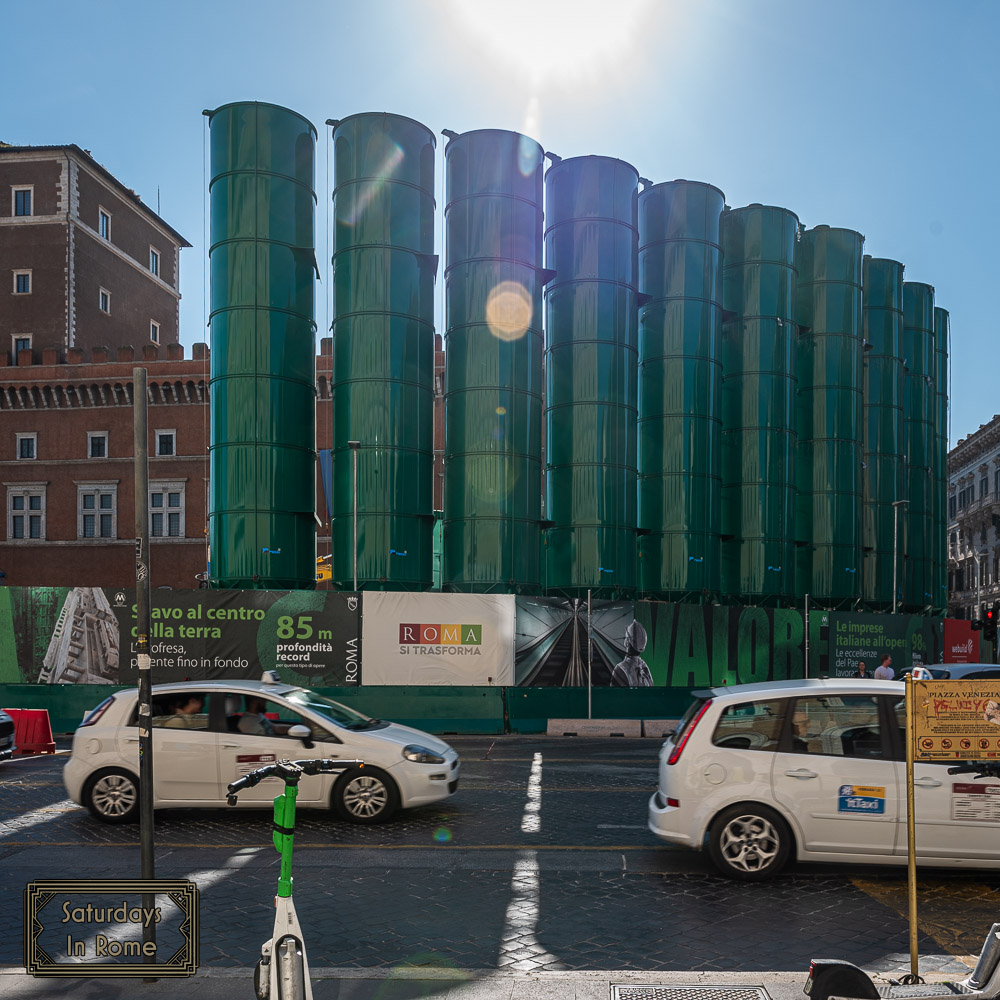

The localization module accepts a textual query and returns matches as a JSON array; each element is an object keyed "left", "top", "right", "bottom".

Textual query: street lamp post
[
  {"left": 972, "top": 548, "right": 987, "bottom": 620},
  {"left": 892, "top": 499, "right": 909, "bottom": 615},
  {"left": 348, "top": 441, "right": 361, "bottom": 593}
]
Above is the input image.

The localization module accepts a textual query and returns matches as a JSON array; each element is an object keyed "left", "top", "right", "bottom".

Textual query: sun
[{"left": 443, "top": 0, "right": 650, "bottom": 87}]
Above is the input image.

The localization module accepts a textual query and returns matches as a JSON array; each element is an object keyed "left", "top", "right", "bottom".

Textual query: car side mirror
[{"left": 288, "top": 724, "right": 314, "bottom": 749}]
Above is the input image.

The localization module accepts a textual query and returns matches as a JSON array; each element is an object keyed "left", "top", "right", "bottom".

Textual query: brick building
[
  {"left": 0, "top": 143, "right": 190, "bottom": 360},
  {"left": 1, "top": 335, "right": 446, "bottom": 590}
]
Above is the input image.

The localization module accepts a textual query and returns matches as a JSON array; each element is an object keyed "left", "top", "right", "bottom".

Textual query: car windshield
[{"left": 284, "top": 688, "right": 377, "bottom": 730}]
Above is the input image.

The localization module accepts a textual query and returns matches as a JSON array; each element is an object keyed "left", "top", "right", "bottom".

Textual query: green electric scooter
[{"left": 227, "top": 757, "right": 364, "bottom": 1000}]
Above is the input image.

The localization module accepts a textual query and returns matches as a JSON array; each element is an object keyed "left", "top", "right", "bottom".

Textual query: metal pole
[
  {"left": 976, "top": 550, "right": 982, "bottom": 621},
  {"left": 587, "top": 590, "right": 592, "bottom": 720},
  {"left": 905, "top": 670, "right": 919, "bottom": 977},
  {"left": 804, "top": 593, "right": 810, "bottom": 678},
  {"left": 348, "top": 441, "right": 360, "bottom": 592},
  {"left": 893, "top": 499, "right": 909, "bottom": 615},
  {"left": 132, "top": 367, "right": 156, "bottom": 974}
]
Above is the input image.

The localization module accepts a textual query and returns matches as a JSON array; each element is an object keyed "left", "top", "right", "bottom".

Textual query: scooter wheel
[{"left": 254, "top": 956, "right": 269, "bottom": 1000}]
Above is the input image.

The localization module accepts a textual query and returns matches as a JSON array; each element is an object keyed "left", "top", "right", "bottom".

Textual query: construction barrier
[{"left": 3, "top": 708, "right": 56, "bottom": 754}]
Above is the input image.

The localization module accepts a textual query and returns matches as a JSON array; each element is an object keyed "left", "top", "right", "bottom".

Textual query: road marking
[
  {"left": 498, "top": 850, "right": 563, "bottom": 970},
  {"left": 521, "top": 752, "right": 543, "bottom": 834},
  {"left": 598, "top": 824, "right": 647, "bottom": 829}
]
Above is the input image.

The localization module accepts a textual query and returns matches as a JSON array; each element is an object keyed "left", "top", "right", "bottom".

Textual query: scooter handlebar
[
  {"left": 226, "top": 758, "right": 364, "bottom": 804},
  {"left": 947, "top": 760, "right": 1000, "bottom": 779}
]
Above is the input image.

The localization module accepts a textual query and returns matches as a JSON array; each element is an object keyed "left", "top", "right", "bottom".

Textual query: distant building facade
[
  {"left": 0, "top": 143, "right": 190, "bottom": 361},
  {"left": 947, "top": 414, "right": 1000, "bottom": 620}
]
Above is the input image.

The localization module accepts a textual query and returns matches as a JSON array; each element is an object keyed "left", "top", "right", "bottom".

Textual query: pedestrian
[
  {"left": 853, "top": 661, "right": 871, "bottom": 679},
  {"left": 874, "top": 654, "right": 894, "bottom": 680}
]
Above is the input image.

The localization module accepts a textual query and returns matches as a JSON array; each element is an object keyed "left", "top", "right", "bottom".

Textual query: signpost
[{"left": 905, "top": 676, "right": 1000, "bottom": 977}]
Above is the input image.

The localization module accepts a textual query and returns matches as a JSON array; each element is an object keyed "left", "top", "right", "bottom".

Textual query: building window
[
  {"left": 77, "top": 483, "right": 117, "bottom": 539},
  {"left": 88, "top": 432, "right": 108, "bottom": 458},
  {"left": 982, "top": 476, "right": 989, "bottom": 498},
  {"left": 150, "top": 481, "right": 186, "bottom": 538},
  {"left": 150, "top": 247, "right": 160, "bottom": 276},
  {"left": 155, "top": 430, "right": 176, "bottom": 457},
  {"left": 99, "top": 208, "right": 111, "bottom": 241},
  {"left": 12, "top": 335, "right": 31, "bottom": 355},
  {"left": 12, "top": 186, "right": 32, "bottom": 217},
  {"left": 13, "top": 270, "right": 31, "bottom": 294},
  {"left": 99, "top": 288, "right": 111, "bottom": 314},
  {"left": 150, "top": 321, "right": 160, "bottom": 344},
  {"left": 16, "top": 433, "right": 36, "bottom": 460},
  {"left": 6, "top": 486, "right": 45, "bottom": 541}
]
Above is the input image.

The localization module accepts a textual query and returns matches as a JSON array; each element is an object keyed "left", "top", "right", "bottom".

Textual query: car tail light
[
  {"left": 666, "top": 797, "right": 679, "bottom": 808},
  {"left": 79, "top": 696, "right": 115, "bottom": 727},
  {"left": 667, "top": 698, "right": 712, "bottom": 765}
]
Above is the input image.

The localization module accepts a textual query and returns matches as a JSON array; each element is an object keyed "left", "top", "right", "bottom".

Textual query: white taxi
[
  {"left": 648, "top": 677, "right": 1000, "bottom": 879},
  {"left": 64, "top": 675, "right": 460, "bottom": 824}
]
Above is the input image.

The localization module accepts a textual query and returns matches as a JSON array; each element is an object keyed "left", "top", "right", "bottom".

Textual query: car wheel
[
  {"left": 707, "top": 803, "right": 791, "bottom": 880},
  {"left": 332, "top": 766, "right": 399, "bottom": 824},
  {"left": 83, "top": 769, "right": 140, "bottom": 824}
]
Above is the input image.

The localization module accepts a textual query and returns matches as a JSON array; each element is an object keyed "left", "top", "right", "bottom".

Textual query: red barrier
[{"left": 3, "top": 708, "right": 56, "bottom": 755}]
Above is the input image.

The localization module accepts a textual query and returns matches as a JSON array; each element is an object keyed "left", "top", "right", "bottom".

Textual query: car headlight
[{"left": 402, "top": 744, "right": 445, "bottom": 764}]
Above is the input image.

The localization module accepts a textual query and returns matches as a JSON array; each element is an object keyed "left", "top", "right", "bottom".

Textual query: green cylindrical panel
[
  {"left": 543, "top": 156, "right": 638, "bottom": 598},
  {"left": 330, "top": 113, "right": 436, "bottom": 591},
  {"left": 902, "top": 281, "right": 935, "bottom": 609},
  {"left": 861, "top": 257, "right": 905, "bottom": 608},
  {"left": 206, "top": 102, "right": 317, "bottom": 589},
  {"left": 443, "top": 129, "right": 544, "bottom": 592},
  {"left": 933, "top": 306, "right": 949, "bottom": 613},
  {"left": 637, "top": 180, "right": 725, "bottom": 598},
  {"left": 720, "top": 204, "right": 799, "bottom": 602},
  {"left": 795, "top": 226, "right": 865, "bottom": 602}
]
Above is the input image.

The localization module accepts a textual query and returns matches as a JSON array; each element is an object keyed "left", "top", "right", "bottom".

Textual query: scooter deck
[{"left": 832, "top": 987, "right": 970, "bottom": 1000}]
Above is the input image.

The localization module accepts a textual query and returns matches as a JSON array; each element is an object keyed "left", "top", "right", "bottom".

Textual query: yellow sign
[
  {"left": 912, "top": 679, "right": 1000, "bottom": 760},
  {"left": 24, "top": 879, "right": 198, "bottom": 977}
]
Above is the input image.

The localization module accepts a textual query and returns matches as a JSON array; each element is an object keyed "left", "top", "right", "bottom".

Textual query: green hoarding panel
[
  {"left": 330, "top": 113, "right": 436, "bottom": 591},
  {"left": 720, "top": 204, "right": 799, "bottom": 602},
  {"left": 862, "top": 257, "right": 905, "bottom": 608},
  {"left": 795, "top": 226, "right": 864, "bottom": 602},
  {"left": 443, "top": 130, "right": 544, "bottom": 592},
  {"left": 544, "top": 156, "right": 639, "bottom": 598},
  {"left": 206, "top": 102, "right": 318, "bottom": 589},
  {"left": 637, "top": 181, "right": 725, "bottom": 598},
  {"left": 902, "top": 282, "right": 936, "bottom": 610}
]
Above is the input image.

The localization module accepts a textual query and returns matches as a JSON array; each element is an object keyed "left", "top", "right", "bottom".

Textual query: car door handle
[
  {"left": 784, "top": 768, "right": 818, "bottom": 779},
  {"left": 124, "top": 737, "right": 139, "bottom": 744},
  {"left": 220, "top": 743, "right": 240, "bottom": 749},
  {"left": 913, "top": 777, "right": 943, "bottom": 787}
]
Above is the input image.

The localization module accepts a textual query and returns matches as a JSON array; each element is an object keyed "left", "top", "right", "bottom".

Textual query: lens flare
[
  {"left": 337, "top": 140, "right": 404, "bottom": 228},
  {"left": 495, "top": 406, "right": 507, "bottom": 416},
  {"left": 486, "top": 280, "right": 532, "bottom": 341},
  {"left": 433, "top": 826, "right": 452, "bottom": 843}
]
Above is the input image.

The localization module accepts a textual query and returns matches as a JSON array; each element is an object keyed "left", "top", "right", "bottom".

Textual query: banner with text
[
  {"left": 826, "top": 611, "right": 943, "bottom": 677},
  {"left": 361, "top": 592, "right": 515, "bottom": 685}
]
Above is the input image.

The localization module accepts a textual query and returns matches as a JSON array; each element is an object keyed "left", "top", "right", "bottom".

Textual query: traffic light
[
  {"left": 985, "top": 603, "right": 999, "bottom": 643},
  {"left": 972, "top": 618, "right": 984, "bottom": 631}
]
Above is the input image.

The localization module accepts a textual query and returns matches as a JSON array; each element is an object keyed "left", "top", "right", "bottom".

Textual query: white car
[
  {"left": 64, "top": 676, "right": 460, "bottom": 824},
  {"left": 648, "top": 677, "right": 1000, "bottom": 880}
]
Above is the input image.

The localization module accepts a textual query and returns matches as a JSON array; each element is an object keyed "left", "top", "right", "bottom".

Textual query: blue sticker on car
[{"left": 838, "top": 784, "right": 885, "bottom": 814}]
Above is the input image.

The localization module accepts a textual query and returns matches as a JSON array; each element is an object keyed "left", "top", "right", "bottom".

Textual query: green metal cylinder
[
  {"left": 861, "top": 257, "right": 905, "bottom": 609},
  {"left": 206, "top": 102, "right": 317, "bottom": 589},
  {"left": 543, "top": 156, "right": 638, "bottom": 598},
  {"left": 933, "top": 306, "right": 949, "bottom": 613},
  {"left": 637, "top": 180, "right": 725, "bottom": 598},
  {"left": 720, "top": 204, "right": 799, "bottom": 603},
  {"left": 795, "top": 226, "right": 865, "bottom": 603},
  {"left": 442, "top": 129, "right": 545, "bottom": 592},
  {"left": 330, "top": 113, "right": 436, "bottom": 591},
  {"left": 902, "top": 281, "right": 936, "bottom": 610}
]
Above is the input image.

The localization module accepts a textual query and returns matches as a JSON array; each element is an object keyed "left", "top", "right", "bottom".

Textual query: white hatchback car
[
  {"left": 648, "top": 677, "right": 1000, "bottom": 880},
  {"left": 64, "top": 676, "right": 460, "bottom": 824}
]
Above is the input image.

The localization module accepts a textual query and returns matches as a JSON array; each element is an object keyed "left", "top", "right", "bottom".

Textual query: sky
[{"left": 2, "top": 0, "right": 996, "bottom": 447}]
